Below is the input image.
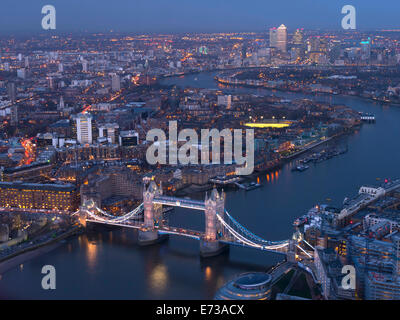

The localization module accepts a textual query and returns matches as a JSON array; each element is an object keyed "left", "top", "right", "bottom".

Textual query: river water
[{"left": 1, "top": 71, "right": 400, "bottom": 299}]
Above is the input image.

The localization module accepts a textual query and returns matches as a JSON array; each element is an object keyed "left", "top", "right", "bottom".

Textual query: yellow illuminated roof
[{"left": 244, "top": 122, "right": 291, "bottom": 128}]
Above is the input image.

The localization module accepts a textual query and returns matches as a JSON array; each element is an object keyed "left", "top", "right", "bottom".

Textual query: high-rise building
[
  {"left": 58, "top": 96, "right": 65, "bottom": 110},
  {"left": 24, "top": 56, "right": 29, "bottom": 69},
  {"left": 82, "top": 60, "right": 88, "bottom": 73},
  {"left": 276, "top": 24, "right": 288, "bottom": 52},
  {"left": 217, "top": 95, "right": 232, "bottom": 108},
  {"left": 10, "top": 105, "right": 18, "bottom": 126},
  {"left": 293, "top": 28, "right": 304, "bottom": 45},
  {"left": 308, "top": 36, "right": 321, "bottom": 52},
  {"left": 17, "top": 68, "right": 26, "bottom": 79},
  {"left": 119, "top": 130, "right": 139, "bottom": 147},
  {"left": 361, "top": 38, "right": 371, "bottom": 61},
  {"left": 75, "top": 113, "right": 93, "bottom": 145},
  {"left": 7, "top": 82, "right": 16, "bottom": 103},
  {"left": 111, "top": 74, "right": 121, "bottom": 92},
  {"left": 269, "top": 27, "right": 277, "bottom": 48},
  {"left": 98, "top": 123, "right": 120, "bottom": 144},
  {"left": 48, "top": 76, "right": 54, "bottom": 89}
]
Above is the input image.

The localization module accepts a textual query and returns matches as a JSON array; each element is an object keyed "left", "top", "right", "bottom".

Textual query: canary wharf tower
[{"left": 276, "top": 24, "right": 287, "bottom": 52}]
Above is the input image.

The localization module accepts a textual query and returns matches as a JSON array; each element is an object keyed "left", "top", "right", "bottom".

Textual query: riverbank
[
  {"left": 282, "top": 130, "right": 351, "bottom": 162},
  {"left": 0, "top": 225, "right": 81, "bottom": 273},
  {"left": 215, "top": 73, "right": 400, "bottom": 107}
]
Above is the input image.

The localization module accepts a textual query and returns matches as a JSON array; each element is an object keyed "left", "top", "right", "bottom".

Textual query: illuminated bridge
[{"left": 78, "top": 181, "right": 309, "bottom": 258}]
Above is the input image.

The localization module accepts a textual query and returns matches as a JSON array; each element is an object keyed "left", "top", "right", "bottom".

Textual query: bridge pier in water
[
  {"left": 199, "top": 239, "right": 229, "bottom": 257},
  {"left": 138, "top": 229, "right": 168, "bottom": 246},
  {"left": 200, "top": 189, "right": 229, "bottom": 257},
  {"left": 139, "top": 181, "right": 168, "bottom": 245}
]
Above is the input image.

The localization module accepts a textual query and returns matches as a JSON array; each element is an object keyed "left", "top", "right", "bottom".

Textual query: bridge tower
[
  {"left": 139, "top": 181, "right": 167, "bottom": 245},
  {"left": 77, "top": 199, "right": 95, "bottom": 227},
  {"left": 200, "top": 188, "right": 228, "bottom": 257}
]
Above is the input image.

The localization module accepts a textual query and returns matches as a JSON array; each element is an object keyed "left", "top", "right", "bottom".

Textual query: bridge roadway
[
  {"left": 153, "top": 196, "right": 205, "bottom": 211},
  {"left": 86, "top": 218, "right": 204, "bottom": 240},
  {"left": 87, "top": 214, "right": 289, "bottom": 253},
  {"left": 219, "top": 239, "right": 288, "bottom": 254}
]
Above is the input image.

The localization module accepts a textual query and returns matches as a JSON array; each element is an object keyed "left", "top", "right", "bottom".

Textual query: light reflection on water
[
  {"left": 86, "top": 240, "right": 98, "bottom": 272},
  {"left": 149, "top": 264, "right": 169, "bottom": 293}
]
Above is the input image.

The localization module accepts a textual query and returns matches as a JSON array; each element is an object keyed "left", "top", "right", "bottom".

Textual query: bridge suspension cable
[
  {"left": 85, "top": 203, "right": 144, "bottom": 223},
  {"left": 216, "top": 212, "right": 289, "bottom": 250},
  {"left": 223, "top": 209, "right": 289, "bottom": 248},
  {"left": 94, "top": 203, "right": 144, "bottom": 222}
]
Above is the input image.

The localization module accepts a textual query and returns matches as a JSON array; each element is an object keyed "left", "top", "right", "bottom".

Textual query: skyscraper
[
  {"left": 111, "top": 74, "right": 121, "bottom": 92},
  {"left": 276, "top": 24, "right": 287, "bottom": 53},
  {"left": 7, "top": 82, "right": 16, "bottom": 103},
  {"left": 58, "top": 96, "right": 65, "bottom": 110},
  {"left": 10, "top": 105, "right": 18, "bottom": 126},
  {"left": 24, "top": 56, "right": 29, "bottom": 69},
  {"left": 361, "top": 38, "right": 371, "bottom": 61},
  {"left": 293, "top": 28, "right": 304, "bottom": 45},
  {"left": 269, "top": 27, "right": 277, "bottom": 48},
  {"left": 82, "top": 60, "right": 88, "bottom": 73},
  {"left": 75, "top": 113, "right": 93, "bottom": 145}
]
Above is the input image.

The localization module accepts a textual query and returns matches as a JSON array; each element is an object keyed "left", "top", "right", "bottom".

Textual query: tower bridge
[{"left": 78, "top": 181, "right": 306, "bottom": 258}]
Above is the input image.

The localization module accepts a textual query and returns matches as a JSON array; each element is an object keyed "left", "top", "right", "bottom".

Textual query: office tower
[
  {"left": 111, "top": 74, "right": 121, "bottom": 92},
  {"left": 17, "top": 68, "right": 26, "bottom": 79},
  {"left": 349, "top": 234, "right": 400, "bottom": 299},
  {"left": 48, "top": 76, "right": 54, "bottom": 89},
  {"left": 82, "top": 60, "right": 88, "bottom": 72},
  {"left": 119, "top": 130, "right": 139, "bottom": 147},
  {"left": 308, "top": 36, "right": 321, "bottom": 52},
  {"left": 241, "top": 44, "right": 247, "bottom": 59},
  {"left": 58, "top": 96, "right": 65, "bottom": 110},
  {"left": 10, "top": 105, "right": 18, "bottom": 126},
  {"left": 293, "top": 28, "right": 304, "bottom": 45},
  {"left": 58, "top": 63, "right": 64, "bottom": 73},
  {"left": 217, "top": 95, "right": 232, "bottom": 108},
  {"left": 329, "top": 41, "right": 342, "bottom": 63},
  {"left": 75, "top": 113, "right": 93, "bottom": 145},
  {"left": 24, "top": 56, "right": 29, "bottom": 68},
  {"left": 276, "top": 24, "right": 287, "bottom": 52},
  {"left": 98, "top": 123, "right": 119, "bottom": 144},
  {"left": 199, "top": 46, "right": 208, "bottom": 55},
  {"left": 7, "top": 82, "right": 16, "bottom": 103},
  {"left": 361, "top": 38, "right": 371, "bottom": 61},
  {"left": 269, "top": 27, "right": 277, "bottom": 48}
]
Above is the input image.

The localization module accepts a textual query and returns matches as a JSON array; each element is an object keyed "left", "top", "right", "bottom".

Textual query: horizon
[
  {"left": 0, "top": 0, "right": 400, "bottom": 34},
  {"left": 3, "top": 28, "right": 400, "bottom": 38}
]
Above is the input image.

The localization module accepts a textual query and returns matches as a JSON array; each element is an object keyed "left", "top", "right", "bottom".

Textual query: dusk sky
[{"left": 0, "top": 0, "right": 398, "bottom": 34}]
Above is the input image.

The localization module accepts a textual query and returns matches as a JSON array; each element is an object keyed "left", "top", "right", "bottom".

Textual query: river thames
[{"left": 1, "top": 71, "right": 400, "bottom": 299}]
